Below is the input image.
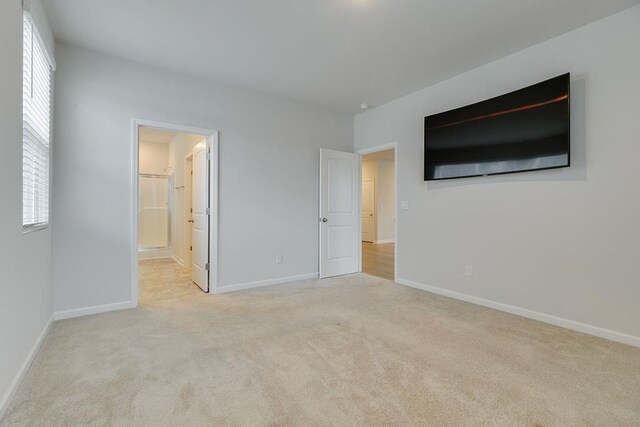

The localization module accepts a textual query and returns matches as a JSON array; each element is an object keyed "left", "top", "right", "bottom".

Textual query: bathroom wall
[{"left": 139, "top": 140, "right": 169, "bottom": 175}]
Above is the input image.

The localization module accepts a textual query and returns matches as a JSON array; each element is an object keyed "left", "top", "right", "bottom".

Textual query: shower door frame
[
  {"left": 138, "top": 173, "right": 173, "bottom": 251},
  {"left": 131, "top": 118, "right": 219, "bottom": 305}
]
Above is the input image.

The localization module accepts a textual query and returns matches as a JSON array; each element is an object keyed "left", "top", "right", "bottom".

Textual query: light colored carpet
[{"left": 2, "top": 259, "right": 640, "bottom": 426}]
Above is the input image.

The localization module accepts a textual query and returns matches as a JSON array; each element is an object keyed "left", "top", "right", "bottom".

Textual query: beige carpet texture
[{"left": 2, "top": 259, "right": 640, "bottom": 426}]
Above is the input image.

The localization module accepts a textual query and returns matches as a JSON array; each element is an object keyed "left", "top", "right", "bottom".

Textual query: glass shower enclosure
[{"left": 138, "top": 174, "right": 172, "bottom": 251}]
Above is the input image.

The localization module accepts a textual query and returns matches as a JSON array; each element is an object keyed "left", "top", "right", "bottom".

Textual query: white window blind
[{"left": 23, "top": 12, "right": 53, "bottom": 229}]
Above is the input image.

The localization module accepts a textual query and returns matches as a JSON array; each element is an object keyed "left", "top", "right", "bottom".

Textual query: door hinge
[
  {"left": 206, "top": 152, "right": 213, "bottom": 160},
  {"left": 190, "top": 245, "right": 192, "bottom": 251},
  {"left": 206, "top": 208, "right": 211, "bottom": 215},
  {"left": 205, "top": 263, "right": 210, "bottom": 271}
]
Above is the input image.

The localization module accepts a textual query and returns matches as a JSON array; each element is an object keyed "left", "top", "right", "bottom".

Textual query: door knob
[
  {"left": 370, "top": 214, "right": 373, "bottom": 216},
  {"left": 321, "top": 218, "right": 328, "bottom": 223}
]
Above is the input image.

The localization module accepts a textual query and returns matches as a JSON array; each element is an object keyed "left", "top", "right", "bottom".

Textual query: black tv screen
[{"left": 424, "top": 73, "right": 570, "bottom": 181}]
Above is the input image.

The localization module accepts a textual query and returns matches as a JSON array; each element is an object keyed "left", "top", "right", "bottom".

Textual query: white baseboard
[
  {"left": 172, "top": 255, "right": 185, "bottom": 267},
  {"left": 0, "top": 314, "right": 53, "bottom": 420},
  {"left": 53, "top": 301, "right": 134, "bottom": 321},
  {"left": 216, "top": 272, "right": 319, "bottom": 294},
  {"left": 374, "top": 239, "right": 395, "bottom": 244},
  {"left": 396, "top": 278, "right": 640, "bottom": 348}
]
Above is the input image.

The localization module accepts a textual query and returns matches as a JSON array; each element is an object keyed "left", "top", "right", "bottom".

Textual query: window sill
[{"left": 23, "top": 224, "right": 49, "bottom": 234}]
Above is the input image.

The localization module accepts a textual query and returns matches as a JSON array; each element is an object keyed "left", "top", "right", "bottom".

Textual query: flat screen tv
[{"left": 424, "top": 73, "right": 570, "bottom": 181}]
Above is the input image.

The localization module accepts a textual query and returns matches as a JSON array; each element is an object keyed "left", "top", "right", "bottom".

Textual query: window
[{"left": 22, "top": 12, "right": 53, "bottom": 230}]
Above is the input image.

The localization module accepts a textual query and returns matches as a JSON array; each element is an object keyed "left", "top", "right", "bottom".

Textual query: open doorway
[
  {"left": 360, "top": 145, "right": 396, "bottom": 281},
  {"left": 132, "top": 120, "right": 218, "bottom": 305},
  {"left": 317, "top": 145, "right": 397, "bottom": 281}
]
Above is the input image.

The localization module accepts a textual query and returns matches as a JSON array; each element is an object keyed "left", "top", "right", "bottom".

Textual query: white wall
[
  {"left": 0, "top": 0, "right": 53, "bottom": 417},
  {"left": 168, "top": 133, "right": 202, "bottom": 265},
  {"left": 355, "top": 6, "right": 640, "bottom": 342},
  {"left": 138, "top": 140, "right": 169, "bottom": 175},
  {"left": 52, "top": 43, "right": 353, "bottom": 311}
]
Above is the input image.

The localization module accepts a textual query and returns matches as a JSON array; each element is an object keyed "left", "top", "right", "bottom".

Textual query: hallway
[{"left": 362, "top": 242, "right": 394, "bottom": 280}]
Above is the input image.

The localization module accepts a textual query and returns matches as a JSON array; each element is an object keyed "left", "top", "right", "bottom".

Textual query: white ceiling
[
  {"left": 43, "top": 0, "right": 639, "bottom": 113},
  {"left": 138, "top": 127, "right": 177, "bottom": 143}
]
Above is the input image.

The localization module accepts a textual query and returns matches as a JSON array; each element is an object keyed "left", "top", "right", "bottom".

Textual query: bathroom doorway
[{"left": 132, "top": 120, "right": 219, "bottom": 304}]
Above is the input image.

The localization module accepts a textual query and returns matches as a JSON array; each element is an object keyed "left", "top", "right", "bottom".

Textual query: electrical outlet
[
  {"left": 275, "top": 253, "right": 283, "bottom": 264},
  {"left": 465, "top": 265, "right": 473, "bottom": 277}
]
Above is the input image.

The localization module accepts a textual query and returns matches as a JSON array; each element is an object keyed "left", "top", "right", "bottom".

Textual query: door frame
[
  {"left": 131, "top": 118, "right": 219, "bottom": 305},
  {"left": 357, "top": 142, "right": 398, "bottom": 282}
]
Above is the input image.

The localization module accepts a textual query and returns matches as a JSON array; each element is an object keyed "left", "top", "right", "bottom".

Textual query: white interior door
[
  {"left": 191, "top": 142, "right": 209, "bottom": 292},
  {"left": 319, "top": 149, "right": 359, "bottom": 279},
  {"left": 361, "top": 178, "right": 375, "bottom": 242}
]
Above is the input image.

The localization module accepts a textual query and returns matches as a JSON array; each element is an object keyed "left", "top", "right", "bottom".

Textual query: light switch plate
[{"left": 401, "top": 201, "right": 409, "bottom": 210}]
